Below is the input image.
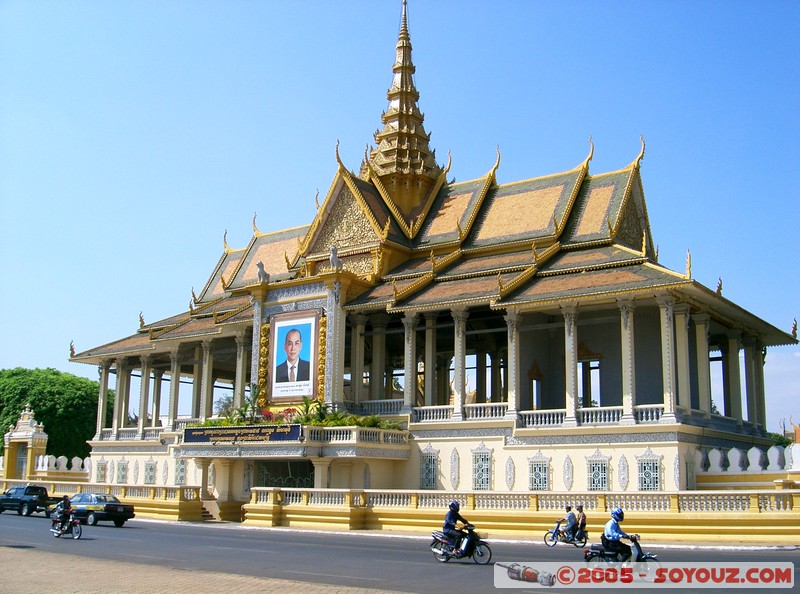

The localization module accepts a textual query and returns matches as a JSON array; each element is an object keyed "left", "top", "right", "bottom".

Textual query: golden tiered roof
[{"left": 71, "top": 1, "right": 795, "bottom": 365}]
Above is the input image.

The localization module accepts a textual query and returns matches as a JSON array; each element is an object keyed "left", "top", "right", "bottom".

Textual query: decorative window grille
[
  {"left": 471, "top": 442, "right": 492, "bottom": 491},
  {"left": 529, "top": 461, "right": 549, "bottom": 491},
  {"left": 585, "top": 449, "right": 610, "bottom": 491},
  {"left": 96, "top": 462, "right": 107, "bottom": 483},
  {"left": 420, "top": 450, "right": 437, "bottom": 489},
  {"left": 116, "top": 461, "right": 128, "bottom": 484},
  {"left": 175, "top": 459, "right": 186, "bottom": 486},
  {"left": 587, "top": 461, "right": 608, "bottom": 490},
  {"left": 144, "top": 462, "right": 157, "bottom": 485},
  {"left": 636, "top": 448, "right": 663, "bottom": 491}
]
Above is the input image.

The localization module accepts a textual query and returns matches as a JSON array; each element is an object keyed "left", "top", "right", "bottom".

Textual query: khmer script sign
[{"left": 184, "top": 424, "right": 301, "bottom": 444}]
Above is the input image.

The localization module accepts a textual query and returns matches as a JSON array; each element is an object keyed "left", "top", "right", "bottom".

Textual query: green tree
[{"left": 0, "top": 367, "right": 112, "bottom": 459}]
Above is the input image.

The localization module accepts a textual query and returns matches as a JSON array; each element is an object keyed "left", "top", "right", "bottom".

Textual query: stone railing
[
  {"left": 411, "top": 405, "right": 453, "bottom": 423},
  {"left": 696, "top": 444, "right": 799, "bottom": 474},
  {"left": 356, "top": 399, "right": 404, "bottom": 416},
  {"left": 303, "top": 426, "right": 408, "bottom": 446},
  {"left": 579, "top": 406, "right": 623, "bottom": 425},
  {"left": 634, "top": 404, "right": 664, "bottom": 423},
  {"left": 519, "top": 409, "right": 566, "bottom": 428},
  {"left": 463, "top": 402, "right": 508, "bottom": 420},
  {"left": 248, "top": 487, "right": 799, "bottom": 514}
]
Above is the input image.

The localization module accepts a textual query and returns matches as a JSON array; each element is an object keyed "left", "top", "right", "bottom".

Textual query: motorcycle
[
  {"left": 544, "top": 520, "right": 587, "bottom": 548},
  {"left": 50, "top": 509, "right": 82, "bottom": 539},
  {"left": 430, "top": 523, "right": 492, "bottom": 564},
  {"left": 584, "top": 534, "right": 659, "bottom": 580}
]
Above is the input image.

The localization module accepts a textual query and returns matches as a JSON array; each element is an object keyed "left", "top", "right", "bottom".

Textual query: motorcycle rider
[
  {"left": 53, "top": 495, "right": 72, "bottom": 532},
  {"left": 557, "top": 505, "right": 578, "bottom": 541},
  {"left": 603, "top": 506, "right": 633, "bottom": 562},
  {"left": 442, "top": 500, "right": 469, "bottom": 555},
  {"left": 575, "top": 504, "right": 587, "bottom": 540}
]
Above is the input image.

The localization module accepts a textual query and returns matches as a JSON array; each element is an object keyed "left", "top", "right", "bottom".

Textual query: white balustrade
[
  {"left": 412, "top": 406, "right": 454, "bottom": 423},
  {"left": 474, "top": 493, "right": 529, "bottom": 510},
  {"left": 579, "top": 406, "right": 623, "bottom": 425},
  {"left": 463, "top": 403, "right": 508, "bottom": 420},
  {"left": 519, "top": 409, "right": 566, "bottom": 427},
  {"left": 359, "top": 399, "right": 403, "bottom": 415},
  {"left": 634, "top": 404, "right": 664, "bottom": 423}
]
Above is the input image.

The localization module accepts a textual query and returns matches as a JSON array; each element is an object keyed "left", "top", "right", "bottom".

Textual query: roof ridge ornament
[
  {"left": 583, "top": 136, "right": 595, "bottom": 168},
  {"left": 223, "top": 230, "right": 231, "bottom": 253},
  {"left": 252, "top": 212, "right": 261, "bottom": 235},
  {"left": 634, "top": 135, "right": 646, "bottom": 169},
  {"left": 685, "top": 250, "right": 692, "bottom": 278}
]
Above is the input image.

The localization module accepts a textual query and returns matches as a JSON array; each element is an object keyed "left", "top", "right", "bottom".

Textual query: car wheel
[
  {"left": 20, "top": 503, "right": 31, "bottom": 516},
  {"left": 113, "top": 519, "right": 126, "bottom": 527},
  {"left": 87, "top": 512, "right": 98, "bottom": 526}
]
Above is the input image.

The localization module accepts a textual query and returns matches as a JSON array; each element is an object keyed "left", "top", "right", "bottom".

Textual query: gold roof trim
[{"left": 497, "top": 242, "right": 560, "bottom": 299}]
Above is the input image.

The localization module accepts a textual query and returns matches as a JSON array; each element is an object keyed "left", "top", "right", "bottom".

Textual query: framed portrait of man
[{"left": 269, "top": 310, "right": 319, "bottom": 402}]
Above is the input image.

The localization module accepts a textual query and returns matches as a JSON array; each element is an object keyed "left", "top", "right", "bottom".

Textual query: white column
[
  {"left": 674, "top": 304, "right": 692, "bottom": 411},
  {"left": 137, "top": 356, "right": 152, "bottom": 438},
  {"left": 424, "top": 314, "right": 437, "bottom": 407},
  {"left": 725, "top": 334, "right": 743, "bottom": 425},
  {"left": 755, "top": 345, "right": 767, "bottom": 432},
  {"left": 504, "top": 312, "right": 520, "bottom": 419},
  {"left": 451, "top": 308, "right": 468, "bottom": 421},
  {"left": 95, "top": 360, "right": 111, "bottom": 439},
  {"left": 199, "top": 340, "right": 214, "bottom": 421},
  {"left": 168, "top": 348, "right": 181, "bottom": 430},
  {"left": 250, "top": 290, "right": 265, "bottom": 391},
  {"left": 618, "top": 300, "right": 636, "bottom": 425},
  {"left": 350, "top": 315, "right": 367, "bottom": 405},
  {"left": 693, "top": 314, "right": 712, "bottom": 417},
  {"left": 743, "top": 338, "right": 759, "bottom": 427},
  {"left": 112, "top": 362, "right": 130, "bottom": 437},
  {"left": 325, "top": 281, "right": 346, "bottom": 407},
  {"left": 151, "top": 369, "right": 163, "bottom": 428},
  {"left": 369, "top": 315, "right": 389, "bottom": 401},
  {"left": 233, "top": 332, "right": 249, "bottom": 409},
  {"left": 402, "top": 313, "right": 418, "bottom": 413},
  {"left": 562, "top": 306, "right": 578, "bottom": 427},
  {"left": 313, "top": 459, "right": 331, "bottom": 489},
  {"left": 197, "top": 459, "right": 211, "bottom": 500},
  {"left": 657, "top": 298, "right": 677, "bottom": 423},
  {"left": 191, "top": 346, "right": 202, "bottom": 419}
]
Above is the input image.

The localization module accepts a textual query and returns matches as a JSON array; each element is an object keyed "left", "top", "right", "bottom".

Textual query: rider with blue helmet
[{"left": 603, "top": 506, "right": 633, "bottom": 561}]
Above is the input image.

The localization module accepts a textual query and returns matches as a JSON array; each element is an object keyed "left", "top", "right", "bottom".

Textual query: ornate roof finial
[
  {"left": 634, "top": 135, "right": 646, "bottom": 168},
  {"left": 716, "top": 277, "right": 723, "bottom": 295},
  {"left": 223, "top": 229, "right": 231, "bottom": 253},
  {"left": 685, "top": 250, "right": 692, "bottom": 278},
  {"left": 69, "top": 340, "right": 75, "bottom": 358},
  {"left": 791, "top": 318, "right": 797, "bottom": 340},
  {"left": 252, "top": 212, "right": 261, "bottom": 234},
  {"left": 191, "top": 287, "right": 198, "bottom": 303},
  {"left": 139, "top": 311, "right": 145, "bottom": 328},
  {"left": 368, "top": 0, "right": 441, "bottom": 213},
  {"left": 314, "top": 189, "right": 321, "bottom": 210}
]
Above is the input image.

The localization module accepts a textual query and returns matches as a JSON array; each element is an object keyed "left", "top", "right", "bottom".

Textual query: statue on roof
[
  {"left": 329, "top": 246, "right": 344, "bottom": 272},
  {"left": 256, "top": 260, "right": 269, "bottom": 284}
]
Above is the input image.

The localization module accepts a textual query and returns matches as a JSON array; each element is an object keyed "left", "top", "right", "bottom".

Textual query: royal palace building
[{"left": 71, "top": 1, "right": 796, "bottom": 517}]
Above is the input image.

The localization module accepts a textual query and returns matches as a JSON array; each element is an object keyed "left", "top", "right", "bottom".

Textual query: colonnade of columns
[
  {"left": 344, "top": 298, "right": 768, "bottom": 430},
  {"left": 93, "top": 331, "right": 251, "bottom": 440}
]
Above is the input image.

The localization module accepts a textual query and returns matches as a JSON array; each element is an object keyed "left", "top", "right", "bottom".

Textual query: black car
[{"left": 69, "top": 493, "right": 135, "bottom": 527}]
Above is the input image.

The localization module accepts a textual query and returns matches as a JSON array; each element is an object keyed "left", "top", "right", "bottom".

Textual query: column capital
[
  {"left": 692, "top": 313, "right": 711, "bottom": 325},
  {"left": 451, "top": 307, "right": 469, "bottom": 322},
  {"left": 350, "top": 313, "right": 369, "bottom": 326}
]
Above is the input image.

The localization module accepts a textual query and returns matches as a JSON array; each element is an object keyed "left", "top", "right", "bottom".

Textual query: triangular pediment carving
[{"left": 308, "top": 186, "right": 379, "bottom": 256}]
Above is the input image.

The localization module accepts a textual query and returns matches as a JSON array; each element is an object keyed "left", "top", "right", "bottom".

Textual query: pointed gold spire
[{"left": 367, "top": 0, "right": 441, "bottom": 216}]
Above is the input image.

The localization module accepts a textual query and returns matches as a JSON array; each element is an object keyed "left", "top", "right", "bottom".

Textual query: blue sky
[{"left": 1, "top": 1, "right": 798, "bottom": 432}]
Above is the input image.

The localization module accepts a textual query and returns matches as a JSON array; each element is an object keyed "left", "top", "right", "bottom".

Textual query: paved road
[{"left": 1, "top": 512, "right": 797, "bottom": 593}]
